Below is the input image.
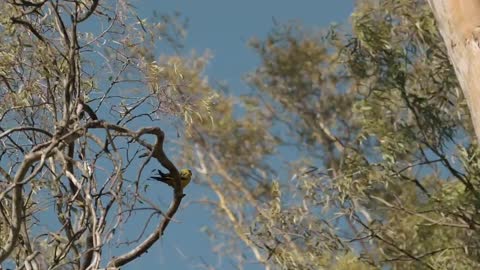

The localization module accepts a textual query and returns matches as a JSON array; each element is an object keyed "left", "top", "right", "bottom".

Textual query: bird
[
  {"left": 76, "top": 97, "right": 98, "bottom": 120},
  {"left": 151, "top": 168, "right": 192, "bottom": 189}
]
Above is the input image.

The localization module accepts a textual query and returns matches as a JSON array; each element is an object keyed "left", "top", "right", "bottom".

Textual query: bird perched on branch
[
  {"left": 76, "top": 97, "right": 98, "bottom": 120},
  {"left": 151, "top": 169, "right": 192, "bottom": 189}
]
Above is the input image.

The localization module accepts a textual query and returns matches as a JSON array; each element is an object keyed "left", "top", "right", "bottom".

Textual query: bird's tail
[{"left": 150, "top": 169, "right": 173, "bottom": 184}]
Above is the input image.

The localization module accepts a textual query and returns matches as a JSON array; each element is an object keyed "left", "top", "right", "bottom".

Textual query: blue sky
[{"left": 129, "top": 1, "right": 355, "bottom": 269}]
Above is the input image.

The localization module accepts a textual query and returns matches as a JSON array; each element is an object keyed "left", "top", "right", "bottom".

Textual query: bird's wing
[{"left": 151, "top": 175, "right": 174, "bottom": 184}]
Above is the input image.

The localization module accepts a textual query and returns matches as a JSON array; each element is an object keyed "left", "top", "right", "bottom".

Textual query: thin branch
[
  {"left": 10, "top": 17, "right": 46, "bottom": 43},
  {"left": 77, "top": 0, "right": 100, "bottom": 22},
  {"left": 0, "top": 126, "right": 53, "bottom": 140}
]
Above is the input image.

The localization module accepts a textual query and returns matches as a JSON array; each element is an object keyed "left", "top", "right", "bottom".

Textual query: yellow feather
[{"left": 158, "top": 169, "right": 192, "bottom": 189}]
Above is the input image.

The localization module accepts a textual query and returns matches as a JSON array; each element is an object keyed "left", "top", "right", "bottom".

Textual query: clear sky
[{"left": 129, "top": 1, "right": 354, "bottom": 269}]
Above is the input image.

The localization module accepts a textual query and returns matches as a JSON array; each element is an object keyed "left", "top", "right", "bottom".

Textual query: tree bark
[{"left": 428, "top": 0, "right": 480, "bottom": 142}]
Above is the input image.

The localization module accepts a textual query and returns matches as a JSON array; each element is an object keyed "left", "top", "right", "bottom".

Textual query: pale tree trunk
[{"left": 428, "top": 0, "right": 480, "bottom": 142}]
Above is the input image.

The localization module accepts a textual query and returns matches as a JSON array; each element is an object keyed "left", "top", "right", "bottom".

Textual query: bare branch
[
  {"left": 10, "top": 16, "right": 45, "bottom": 43},
  {"left": 77, "top": 0, "right": 100, "bottom": 23}
]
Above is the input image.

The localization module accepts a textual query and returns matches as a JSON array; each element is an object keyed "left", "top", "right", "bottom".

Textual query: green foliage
[
  {"left": 3, "top": 0, "right": 480, "bottom": 269},
  {"left": 179, "top": 0, "right": 480, "bottom": 269},
  {"left": 144, "top": 53, "right": 218, "bottom": 126}
]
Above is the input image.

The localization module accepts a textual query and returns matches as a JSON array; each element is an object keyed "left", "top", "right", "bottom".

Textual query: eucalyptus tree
[
  {"left": 0, "top": 1, "right": 207, "bottom": 269},
  {"left": 179, "top": 1, "right": 480, "bottom": 269}
]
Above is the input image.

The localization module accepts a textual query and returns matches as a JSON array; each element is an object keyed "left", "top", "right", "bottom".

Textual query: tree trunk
[{"left": 428, "top": 0, "right": 480, "bottom": 142}]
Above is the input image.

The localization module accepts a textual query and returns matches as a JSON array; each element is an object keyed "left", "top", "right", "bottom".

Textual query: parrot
[{"left": 151, "top": 168, "right": 192, "bottom": 189}]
